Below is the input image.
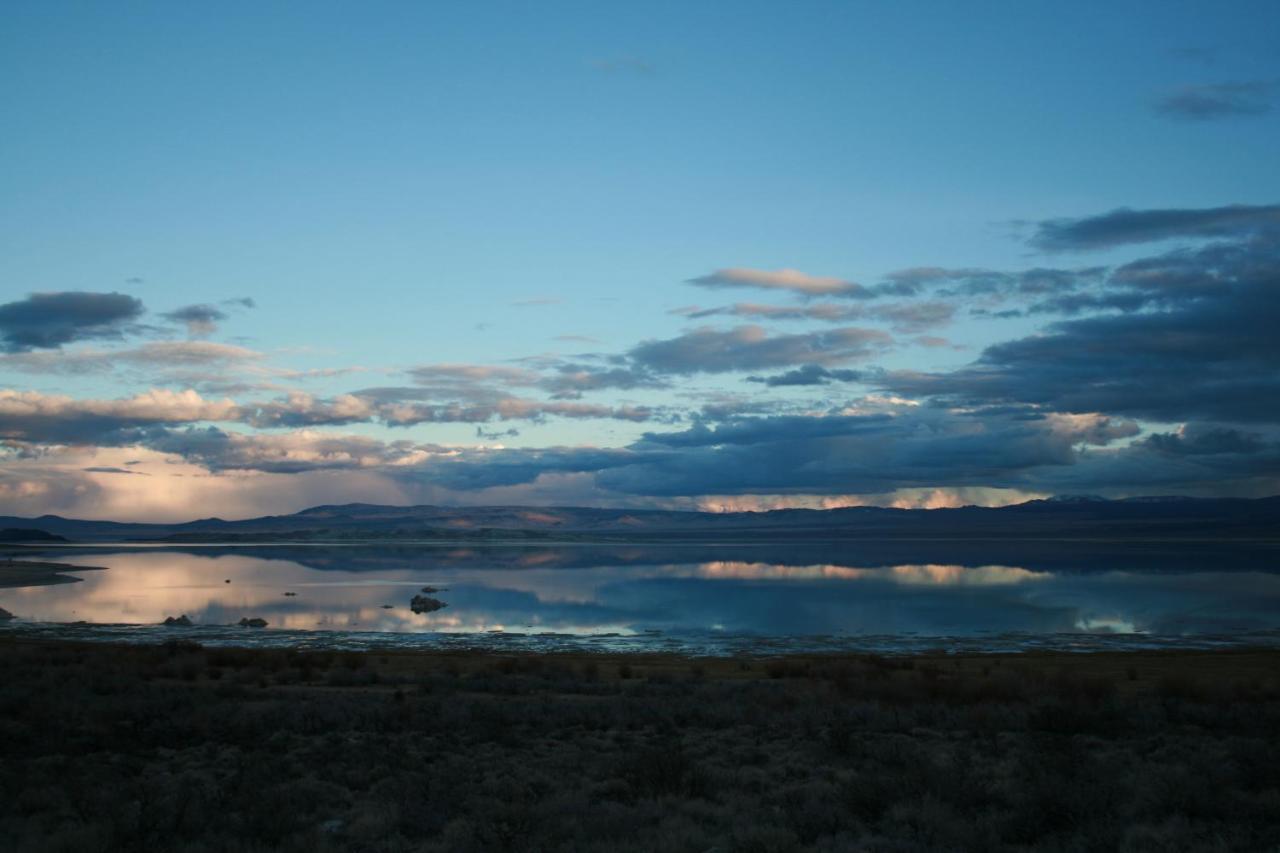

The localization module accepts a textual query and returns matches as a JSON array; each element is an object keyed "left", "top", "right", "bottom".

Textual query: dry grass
[{"left": 1, "top": 638, "right": 1279, "bottom": 852}]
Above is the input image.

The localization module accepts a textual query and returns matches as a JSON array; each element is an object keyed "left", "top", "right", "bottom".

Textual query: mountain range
[{"left": 2, "top": 495, "right": 1278, "bottom": 543}]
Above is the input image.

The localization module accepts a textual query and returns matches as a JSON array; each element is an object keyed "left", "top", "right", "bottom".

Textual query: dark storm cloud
[
  {"left": 1030, "top": 204, "right": 1280, "bottom": 251},
  {"left": 746, "top": 365, "right": 863, "bottom": 387},
  {"left": 0, "top": 291, "right": 145, "bottom": 352},
  {"left": 162, "top": 303, "right": 229, "bottom": 336},
  {"left": 883, "top": 235, "right": 1280, "bottom": 424},
  {"left": 629, "top": 325, "right": 892, "bottom": 375},
  {"left": 340, "top": 406, "right": 1150, "bottom": 499},
  {"left": 1156, "top": 81, "right": 1275, "bottom": 120},
  {"left": 53, "top": 405, "right": 1136, "bottom": 496},
  {"left": 1141, "top": 425, "right": 1269, "bottom": 457},
  {"left": 126, "top": 409, "right": 1253, "bottom": 500},
  {"left": 595, "top": 408, "right": 1139, "bottom": 497}
]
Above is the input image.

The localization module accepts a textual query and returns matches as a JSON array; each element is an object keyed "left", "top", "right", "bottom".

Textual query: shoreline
[
  {"left": 4, "top": 632, "right": 1280, "bottom": 691},
  {"left": 5, "top": 619, "right": 1280, "bottom": 658},
  {"left": 0, "top": 559, "right": 107, "bottom": 589}
]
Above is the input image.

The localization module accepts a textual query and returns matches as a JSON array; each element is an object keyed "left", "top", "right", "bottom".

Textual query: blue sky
[{"left": 2, "top": 2, "right": 1279, "bottom": 520}]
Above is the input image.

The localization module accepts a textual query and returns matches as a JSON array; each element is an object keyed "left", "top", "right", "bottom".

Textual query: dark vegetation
[{"left": 2, "top": 639, "right": 1279, "bottom": 852}]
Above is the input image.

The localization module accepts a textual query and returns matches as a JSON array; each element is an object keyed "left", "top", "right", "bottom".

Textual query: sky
[{"left": 2, "top": 1, "right": 1279, "bottom": 521}]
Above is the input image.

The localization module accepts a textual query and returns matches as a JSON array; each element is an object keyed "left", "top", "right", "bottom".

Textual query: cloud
[
  {"left": 6, "top": 200, "right": 1278, "bottom": 513},
  {"left": 145, "top": 427, "right": 434, "bottom": 474},
  {"left": 0, "top": 291, "right": 145, "bottom": 352},
  {"left": 883, "top": 234, "right": 1280, "bottom": 424},
  {"left": 1156, "top": 80, "right": 1275, "bottom": 120},
  {"left": 630, "top": 325, "right": 892, "bottom": 374},
  {"left": 594, "top": 408, "right": 1150, "bottom": 498},
  {"left": 676, "top": 301, "right": 955, "bottom": 333},
  {"left": 540, "top": 364, "right": 667, "bottom": 399},
  {"left": 687, "top": 268, "right": 868, "bottom": 298},
  {"left": 411, "top": 446, "right": 644, "bottom": 491},
  {"left": 162, "top": 303, "right": 229, "bottom": 336},
  {"left": 407, "top": 363, "right": 542, "bottom": 388},
  {"left": 0, "top": 444, "right": 414, "bottom": 522},
  {"left": 409, "top": 360, "right": 666, "bottom": 401},
  {"left": 0, "top": 341, "right": 263, "bottom": 375},
  {"left": 0, "top": 388, "right": 240, "bottom": 445},
  {"left": 241, "top": 389, "right": 664, "bottom": 429},
  {"left": 746, "top": 365, "right": 863, "bottom": 387},
  {"left": 476, "top": 426, "right": 520, "bottom": 441},
  {"left": 1030, "top": 204, "right": 1280, "bottom": 251},
  {"left": 381, "top": 398, "right": 660, "bottom": 426},
  {"left": 1142, "top": 424, "right": 1269, "bottom": 457},
  {"left": 393, "top": 405, "right": 1147, "bottom": 498}
]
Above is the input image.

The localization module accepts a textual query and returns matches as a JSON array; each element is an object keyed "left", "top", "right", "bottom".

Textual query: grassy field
[{"left": 2, "top": 638, "right": 1279, "bottom": 852}]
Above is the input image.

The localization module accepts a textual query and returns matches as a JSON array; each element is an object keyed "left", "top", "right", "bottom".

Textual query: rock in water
[
  {"left": 410, "top": 594, "right": 447, "bottom": 614},
  {"left": 163, "top": 615, "right": 193, "bottom": 627},
  {"left": 238, "top": 617, "right": 268, "bottom": 628}
]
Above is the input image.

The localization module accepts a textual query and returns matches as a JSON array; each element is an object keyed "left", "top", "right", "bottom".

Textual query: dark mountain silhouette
[
  {"left": 1, "top": 495, "right": 1277, "bottom": 543},
  {"left": 0, "top": 528, "right": 69, "bottom": 543}
]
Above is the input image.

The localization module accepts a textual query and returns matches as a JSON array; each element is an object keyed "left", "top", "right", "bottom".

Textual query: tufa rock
[
  {"left": 410, "top": 594, "right": 447, "bottom": 614},
  {"left": 238, "top": 617, "right": 268, "bottom": 628}
]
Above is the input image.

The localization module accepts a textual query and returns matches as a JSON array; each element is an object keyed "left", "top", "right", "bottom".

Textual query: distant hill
[
  {"left": 0, "top": 495, "right": 1278, "bottom": 542},
  {"left": 0, "top": 528, "right": 69, "bottom": 543}
]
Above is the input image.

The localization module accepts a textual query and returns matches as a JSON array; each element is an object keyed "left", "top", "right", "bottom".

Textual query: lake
[{"left": 4, "top": 541, "right": 1280, "bottom": 654}]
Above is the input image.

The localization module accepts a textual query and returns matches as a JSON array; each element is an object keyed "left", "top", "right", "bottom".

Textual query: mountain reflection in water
[{"left": 2, "top": 542, "right": 1279, "bottom": 654}]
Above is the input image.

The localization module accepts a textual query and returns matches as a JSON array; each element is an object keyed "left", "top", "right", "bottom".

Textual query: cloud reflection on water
[{"left": 4, "top": 546, "right": 1279, "bottom": 640}]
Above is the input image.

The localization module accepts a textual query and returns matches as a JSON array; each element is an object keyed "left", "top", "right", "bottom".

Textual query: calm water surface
[{"left": 4, "top": 542, "right": 1279, "bottom": 654}]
